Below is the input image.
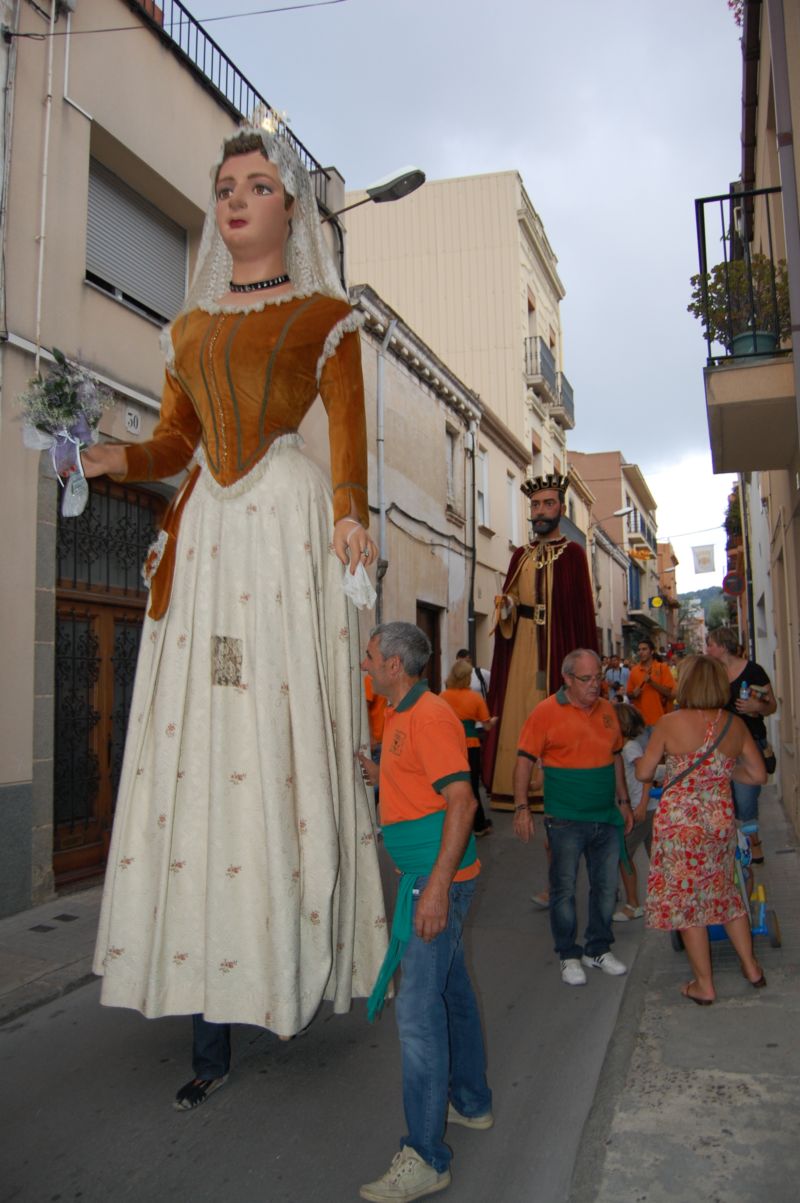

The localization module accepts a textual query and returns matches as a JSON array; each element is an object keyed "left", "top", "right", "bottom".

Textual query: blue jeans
[
  {"left": 395, "top": 876, "right": 492, "bottom": 1173},
  {"left": 732, "top": 781, "right": 761, "bottom": 824},
  {"left": 545, "top": 818, "right": 620, "bottom": 960},
  {"left": 192, "top": 1015, "right": 231, "bottom": 1079}
]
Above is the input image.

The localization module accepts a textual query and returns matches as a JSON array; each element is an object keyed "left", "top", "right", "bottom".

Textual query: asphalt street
[{"left": 0, "top": 815, "right": 646, "bottom": 1203}]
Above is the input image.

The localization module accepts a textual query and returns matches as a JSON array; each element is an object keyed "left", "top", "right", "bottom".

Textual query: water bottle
[{"left": 739, "top": 681, "right": 751, "bottom": 701}]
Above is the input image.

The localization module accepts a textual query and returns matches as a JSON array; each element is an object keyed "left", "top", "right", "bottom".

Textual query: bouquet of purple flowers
[{"left": 20, "top": 349, "right": 112, "bottom": 517}]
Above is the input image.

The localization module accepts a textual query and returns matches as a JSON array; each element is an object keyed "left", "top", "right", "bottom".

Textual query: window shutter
[{"left": 87, "top": 159, "right": 186, "bottom": 320}]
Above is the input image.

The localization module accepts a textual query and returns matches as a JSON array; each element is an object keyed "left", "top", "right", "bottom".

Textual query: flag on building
[{"left": 692, "top": 544, "right": 716, "bottom": 574}]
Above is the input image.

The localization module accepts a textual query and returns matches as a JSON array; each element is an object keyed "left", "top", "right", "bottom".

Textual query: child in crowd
[{"left": 613, "top": 704, "right": 658, "bottom": 921}]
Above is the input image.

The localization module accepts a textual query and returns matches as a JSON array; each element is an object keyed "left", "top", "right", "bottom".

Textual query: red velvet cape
[{"left": 482, "top": 539, "right": 597, "bottom": 790}]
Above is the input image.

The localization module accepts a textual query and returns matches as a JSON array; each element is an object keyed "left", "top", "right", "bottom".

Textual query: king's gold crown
[{"left": 521, "top": 472, "right": 570, "bottom": 499}]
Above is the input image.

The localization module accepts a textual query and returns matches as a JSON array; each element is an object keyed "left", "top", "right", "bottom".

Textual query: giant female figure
[{"left": 82, "top": 128, "right": 388, "bottom": 1107}]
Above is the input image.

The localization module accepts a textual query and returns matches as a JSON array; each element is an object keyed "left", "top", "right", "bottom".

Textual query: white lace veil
[{"left": 179, "top": 126, "right": 346, "bottom": 315}]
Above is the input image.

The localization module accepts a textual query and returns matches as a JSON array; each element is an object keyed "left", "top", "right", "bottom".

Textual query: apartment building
[
  {"left": 657, "top": 542, "right": 681, "bottom": 650},
  {"left": 344, "top": 170, "right": 579, "bottom": 667},
  {"left": 691, "top": 0, "right": 798, "bottom": 833},
  {"left": 568, "top": 451, "right": 663, "bottom": 653}
]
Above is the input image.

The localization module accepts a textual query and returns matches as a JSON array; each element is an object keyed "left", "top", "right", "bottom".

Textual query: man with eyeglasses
[{"left": 512, "top": 649, "right": 633, "bottom": 986}]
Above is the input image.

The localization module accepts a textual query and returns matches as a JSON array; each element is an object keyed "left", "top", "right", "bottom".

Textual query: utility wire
[
  {"left": 10, "top": 0, "right": 349, "bottom": 39},
  {"left": 662, "top": 523, "right": 725, "bottom": 538}
]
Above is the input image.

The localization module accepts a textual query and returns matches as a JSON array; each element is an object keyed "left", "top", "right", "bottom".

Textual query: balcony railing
[
  {"left": 626, "top": 512, "right": 657, "bottom": 550},
  {"left": 524, "top": 336, "right": 557, "bottom": 395},
  {"left": 133, "top": 1, "right": 330, "bottom": 208},
  {"left": 692, "top": 186, "right": 789, "bottom": 364},
  {"left": 555, "top": 371, "right": 575, "bottom": 427}
]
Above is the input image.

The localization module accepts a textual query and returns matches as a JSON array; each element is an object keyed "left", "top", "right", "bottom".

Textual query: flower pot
[{"left": 731, "top": 330, "right": 779, "bottom": 357}]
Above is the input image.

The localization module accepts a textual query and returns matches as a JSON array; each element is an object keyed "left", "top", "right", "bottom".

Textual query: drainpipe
[
  {"left": 375, "top": 318, "right": 397, "bottom": 625},
  {"left": 33, "top": 0, "right": 57, "bottom": 374},
  {"left": 0, "top": 0, "right": 20, "bottom": 342},
  {"left": 466, "top": 420, "right": 478, "bottom": 661},
  {"left": 738, "top": 473, "right": 758, "bottom": 661},
  {"left": 766, "top": 0, "right": 800, "bottom": 442}
]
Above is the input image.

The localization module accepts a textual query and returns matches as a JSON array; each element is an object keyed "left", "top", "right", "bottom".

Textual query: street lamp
[
  {"left": 321, "top": 167, "right": 426, "bottom": 289},
  {"left": 597, "top": 506, "right": 634, "bottom": 523},
  {"left": 322, "top": 167, "right": 426, "bottom": 222}
]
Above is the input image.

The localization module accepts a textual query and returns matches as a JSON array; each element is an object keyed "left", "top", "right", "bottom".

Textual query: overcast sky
[{"left": 186, "top": 0, "right": 744, "bottom": 592}]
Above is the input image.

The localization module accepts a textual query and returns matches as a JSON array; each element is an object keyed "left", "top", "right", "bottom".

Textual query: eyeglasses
[{"left": 568, "top": 673, "right": 603, "bottom": 684}]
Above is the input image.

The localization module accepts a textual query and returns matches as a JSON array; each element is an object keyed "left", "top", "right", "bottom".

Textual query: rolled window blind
[{"left": 87, "top": 158, "right": 186, "bottom": 319}]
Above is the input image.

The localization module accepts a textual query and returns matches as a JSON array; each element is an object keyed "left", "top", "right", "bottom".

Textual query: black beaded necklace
[{"left": 229, "top": 273, "right": 290, "bottom": 293}]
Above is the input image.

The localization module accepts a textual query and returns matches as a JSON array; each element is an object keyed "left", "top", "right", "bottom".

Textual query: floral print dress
[{"left": 646, "top": 715, "right": 746, "bottom": 930}]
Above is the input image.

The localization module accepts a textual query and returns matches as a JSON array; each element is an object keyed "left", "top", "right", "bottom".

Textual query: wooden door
[
  {"left": 415, "top": 602, "right": 442, "bottom": 693},
  {"left": 54, "top": 479, "right": 165, "bottom": 885}
]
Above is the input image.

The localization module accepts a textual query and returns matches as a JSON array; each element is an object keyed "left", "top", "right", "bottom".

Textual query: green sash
[
  {"left": 543, "top": 764, "right": 629, "bottom": 868},
  {"left": 367, "top": 811, "right": 477, "bottom": 1022}
]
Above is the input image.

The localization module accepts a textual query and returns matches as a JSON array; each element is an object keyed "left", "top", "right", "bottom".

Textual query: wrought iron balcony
[
  {"left": 133, "top": 0, "right": 330, "bottom": 208},
  {"left": 524, "top": 336, "right": 557, "bottom": 401},
  {"left": 626, "top": 512, "right": 656, "bottom": 550},
  {"left": 523, "top": 339, "right": 575, "bottom": 427},
  {"left": 692, "top": 185, "right": 796, "bottom": 472},
  {"left": 553, "top": 371, "right": 575, "bottom": 429},
  {"left": 691, "top": 186, "right": 789, "bottom": 364}
]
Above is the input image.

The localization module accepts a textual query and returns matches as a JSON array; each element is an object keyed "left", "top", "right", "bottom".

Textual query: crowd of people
[{"left": 80, "top": 124, "right": 778, "bottom": 1203}]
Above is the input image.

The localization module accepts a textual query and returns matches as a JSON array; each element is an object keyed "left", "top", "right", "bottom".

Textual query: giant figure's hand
[
  {"left": 77, "top": 444, "right": 127, "bottom": 479},
  {"left": 333, "top": 518, "right": 378, "bottom": 576},
  {"left": 357, "top": 749, "right": 379, "bottom": 787}
]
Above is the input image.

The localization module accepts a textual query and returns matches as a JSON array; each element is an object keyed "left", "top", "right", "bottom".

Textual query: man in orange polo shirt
[
  {"left": 513, "top": 648, "right": 633, "bottom": 988},
  {"left": 627, "top": 638, "right": 674, "bottom": 730},
  {"left": 357, "top": 622, "right": 492, "bottom": 1203}
]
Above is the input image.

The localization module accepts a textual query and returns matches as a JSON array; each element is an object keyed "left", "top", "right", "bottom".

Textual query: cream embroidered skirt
[{"left": 93, "top": 438, "right": 387, "bottom": 1034}]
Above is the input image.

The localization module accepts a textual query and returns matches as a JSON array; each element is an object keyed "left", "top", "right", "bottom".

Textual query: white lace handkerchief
[{"left": 342, "top": 562, "right": 377, "bottom": 610}]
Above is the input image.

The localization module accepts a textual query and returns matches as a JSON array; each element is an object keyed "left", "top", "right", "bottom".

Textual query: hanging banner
[
  {"left": 629, "top": 547, "right": 653, "bottom": 561},
  {"left": 692, "top": 544, "right": 716, "bottom": 574}
]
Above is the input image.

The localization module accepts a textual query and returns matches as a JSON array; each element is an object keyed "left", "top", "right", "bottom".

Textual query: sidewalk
[
  {"left": 571, "top": 783, "right": 800, "bottom": 1203},
  {"left": 0, "top": 881, "right": 102, "bottom": 1024}
]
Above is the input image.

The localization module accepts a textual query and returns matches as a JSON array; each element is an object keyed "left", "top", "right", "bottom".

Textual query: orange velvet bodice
[{"left": 120, "top": 293, "right": 368, "bottom": 526}]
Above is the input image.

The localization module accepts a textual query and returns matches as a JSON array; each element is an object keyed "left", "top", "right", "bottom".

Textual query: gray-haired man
[
  {"left": 358, "top": 622, "right": 492, "bottom": 1203},
  {"left": 512, "top": 648, "right": 633, "bottom": 987}
]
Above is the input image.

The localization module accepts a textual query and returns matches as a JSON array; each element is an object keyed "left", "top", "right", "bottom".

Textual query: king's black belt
[{"left": 517, "top": 603, "right": 546, "bottom": 624}]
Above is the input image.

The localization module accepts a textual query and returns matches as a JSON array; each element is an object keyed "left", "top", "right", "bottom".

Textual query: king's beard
[{"left": 532, "top": 516, "right": 561, "bottom": 538}]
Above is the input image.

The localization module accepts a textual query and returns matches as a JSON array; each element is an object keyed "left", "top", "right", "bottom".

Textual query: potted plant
[{"left": 688, "top": 252, "right": 791, "bottom": 356}]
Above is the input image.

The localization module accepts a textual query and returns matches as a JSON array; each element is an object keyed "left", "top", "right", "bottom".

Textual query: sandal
[
  {"left": 741, "top": 965, "right": 767, "bottom": 988},
  {"left": 680, "top": 980, "right": 714, "bottom": 1006},
  {"left": 749, "top": 837, "right": 765, "bottom": 865},
  {"left": 173, "top": 1074, "right": 228, "bottom": 1111}
]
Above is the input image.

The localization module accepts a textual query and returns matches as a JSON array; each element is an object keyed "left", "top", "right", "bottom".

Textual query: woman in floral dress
[
  {"left": 81, "top": 128, "right": 388, "bottom": 1108},
  {"left": 637, "top": 655, "right": 766, "bottom": 1004}
]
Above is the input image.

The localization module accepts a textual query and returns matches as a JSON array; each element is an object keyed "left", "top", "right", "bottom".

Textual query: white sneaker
[
  {"left": 447, "top": 1102, "right": 494, "bottom": 1129},
  {"left": 582, "top": 952, "right": 627, "bottom": 976},
  {"left": 612, "top": 905, "right": 644, "bottom": 922},
  {"left": 359, "top": 1146, "right": 451, "bottom": 1201},
  {"left": 560, "top": 958, "right": 587, "bottom": 986}
]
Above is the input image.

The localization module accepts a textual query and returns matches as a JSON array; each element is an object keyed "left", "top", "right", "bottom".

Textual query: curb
[
  {"left": 0, "top": 962, "right": 97, "bottom": 1027},
  {"left": 568, "top": 929, "right": 659, "bottom": 1203}
]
